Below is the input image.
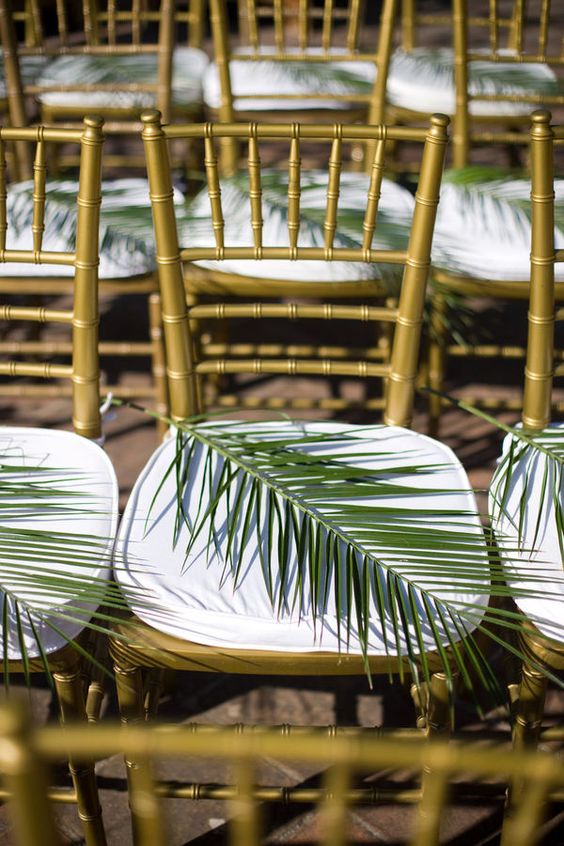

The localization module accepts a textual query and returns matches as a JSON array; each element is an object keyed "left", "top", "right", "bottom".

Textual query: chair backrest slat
[
  {"left": 362, "top": 139, "right": 385, "bottom": 252},
  {"left": 287, "top": 131, "right": 301, "bottom": 251},
  {"left": 248, "top": 129, "right": 262, "bottom": 250},
  {"left": 324, "top": 135, "right": 342, "bottom": 250},
  {"left": 142, "top": 111, "right": 448, "bottom": 426},
  {"left": 32, "top": 137, "right": 46, "bottom": 253}
]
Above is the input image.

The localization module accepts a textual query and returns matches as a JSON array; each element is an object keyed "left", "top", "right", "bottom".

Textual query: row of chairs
[
  {"left": 1, "top": 1, "right": 562, "bottom": 433},
  {"left": 0, "top": 108, "right": 561, "bottom": 843},
  {"left": 2, "top": 1, "right": 563, "bottom": 169}
]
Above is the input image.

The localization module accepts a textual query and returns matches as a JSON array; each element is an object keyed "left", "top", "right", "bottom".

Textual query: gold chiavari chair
[
  {"left": 382, "top": 2, "right": 564, "bottom": 434},
  {"left": 426, "top": 116, "right": 564, "bottom": 436},
  {"left": 2, "top": 701, "right": 564, "bottom": 846},
  {"left": 0, "top": 0, "right": 193, "bottom": 428},
  {"left": 0, "top": 0, "right": 209, "bottom": 176},
  {"left": 0, "top": 116, "right": 118, "bottom": 846},
  {"left": 387, "top": 0, "right": 563, "bottom": 168},
  {"left": 488, "top": 113, "right": 564, "bottom": 769},
  {"left": 108, "top": 111, "right": 508, "bottom": 839},
  {"left": 204, "top": 0, "right": 398, "bottom": 175}
]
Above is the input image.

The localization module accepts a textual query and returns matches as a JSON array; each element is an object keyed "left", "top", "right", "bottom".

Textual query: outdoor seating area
[{"left": 0, "top": 1, "right": 562, "bottom": 844}]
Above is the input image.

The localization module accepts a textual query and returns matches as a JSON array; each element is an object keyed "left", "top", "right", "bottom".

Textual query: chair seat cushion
[
  {"left": 387, "top": 47, "right": 560, "bottom": 117},
  {"left": 203, "top": 47, "right": 376, "bottom": 111},
  {"left": 0, "top": 178, "right": 167, "bottom": 279},
  {"left": 176, "top": 170, "right": 415, "bottom": 291},
  {"left": 490, "top": 424, "right": 564, "bottom": 643},
  {"left": 0, "top": 53, "right": 50, "bottom": 100},
  {"left": 431, "top": 167, "right": 564, "bottom": 281},
  {"left": 115, "top": 421, "right": 489, "bottom": 655},
  {"left": 0, "top": 427, "right": 118, "bottom": 660},
  {"left": 36, "top": 47, "right": 209, "bottom": 109}
]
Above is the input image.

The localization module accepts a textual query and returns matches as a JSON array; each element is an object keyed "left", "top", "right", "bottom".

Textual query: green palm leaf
[
  {"left": 131, "top": 409, "right": 564, "bottom": 698},
  {"left": 0, "top": 451, "right": 162, "bottom": 688}
]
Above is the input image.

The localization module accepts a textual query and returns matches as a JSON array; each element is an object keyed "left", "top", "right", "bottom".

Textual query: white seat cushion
[
  {"left": 490, "top": 424, "right": 564, "bottom": 643},
  {"left": 431, "top": 168, "right": 564, "bottom": 281},
  {"left": 0, "top": 427, "right": 118, "bottom": 660},
  {"left": 0, "top": 53, "right": 50, "bottom": 100},
  {"left": 0, "top": 178, "right": 175, "bottom": 280},
  {"left": 177, "top": 170, "right": 415, "bottom": 291},
  {"left": 203, "top": 47, "right": 376, "bottom": 111},
  {"left": 115, "top": 421, "right": 489, "bottom": 655},
  {"left": 387, "top": 47, "right": 561, "bottom": 117},
  {"left": 37, "top": 47, "right": 209, "bottom": 109}
]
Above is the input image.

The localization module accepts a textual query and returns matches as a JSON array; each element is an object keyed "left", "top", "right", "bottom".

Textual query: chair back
[
  {"left": 1, "top": 700, "right": 563, "bottom": 846},
  {"left": 142, "top": 111, "right": 448, "bottom": 428},
  {"left": 0, "top": 0, "right": 202, "bottom": 176},
  {"left": 522, "top": 109, "right": 564, "bottom": 431},
  {"left": 208, "top": 0, "right": 398, "bottom": 172},
  {"left": 0, "top": 117, "right": 104, "bottom": 438},
  {"left": 452, "top": 0, "right": 564, "bottom": 167}
]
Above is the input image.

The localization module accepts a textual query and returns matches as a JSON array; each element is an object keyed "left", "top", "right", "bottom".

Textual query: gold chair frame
[
  {"left": 106, "top": 112, "right": 477, "bottom": 842},
  {"left": 0, "top": 116, "right": 108, "bottom": 846},
  {"left": 2, "top": 701, "right": 564, "bottom": 846},
  {"left": 0, "top": 0, "right": 206, "bottom": 176}
]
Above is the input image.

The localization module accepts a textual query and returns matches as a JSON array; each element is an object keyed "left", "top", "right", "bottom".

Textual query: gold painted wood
[{"left": 4, "top": 700, "right": 564, "bottom": 845}]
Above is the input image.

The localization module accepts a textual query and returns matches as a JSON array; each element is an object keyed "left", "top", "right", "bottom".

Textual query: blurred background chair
[
  {"left": 387, "top": 0, "right": 564, "bottom": 167},
  {"left": 426, "top": 123, "right": 564, "bottom": 435},
  {"left": 0, "top": 0, "right": 204, "bottom": 429},
  {"left": 0, "top": 116, "right": 118, "bottom": 846},
  {"left": 0, "top": 0, "right": 209, "bottom": 175},
  {"left": 488, "top": 113, "right": 564, "bottom": 768},
  {"left": 3, "top": 701, "right": 564, "bottom": 846},
  {"left": 204, "top": 0, "right": 397, "bottom": 175}
]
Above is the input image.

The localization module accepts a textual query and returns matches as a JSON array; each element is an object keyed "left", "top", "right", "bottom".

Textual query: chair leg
[
  {"left": 428, "top": 287, "right": 447, "bottom": 439},
  {"left": 148, "top": 292, "right": 169, "bottom": 439},
  {"left": 113, "top": 656, "right": 149, "bottom": 844},
  {"left": 53, "top": 658, "right": 107, "bottom": 846},
  {"left": 502, "top": 662, "right": 549, "bottom": 837},
  {"left": 512, "top": 662, "right": 547, "bottom": 753},
  {"left": 144, "top": 668, "right": 166, "bottom": 720},
  {"left": 411, "top": 673, "right": 456, "bottom": 846},
  {"left": 84, "top": 633, "right": 109, "bottom": 724}
]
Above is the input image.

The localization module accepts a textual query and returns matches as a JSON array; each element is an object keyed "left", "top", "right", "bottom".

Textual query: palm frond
[
  {"left": 432, "top": 170, "right": 564, "bottom": 282},
  {"left": 0, "top": 448, "right": 162, "bottom": 687},
  {"left": 130, "top": 409, "right": 564, "bottom": 697}
]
